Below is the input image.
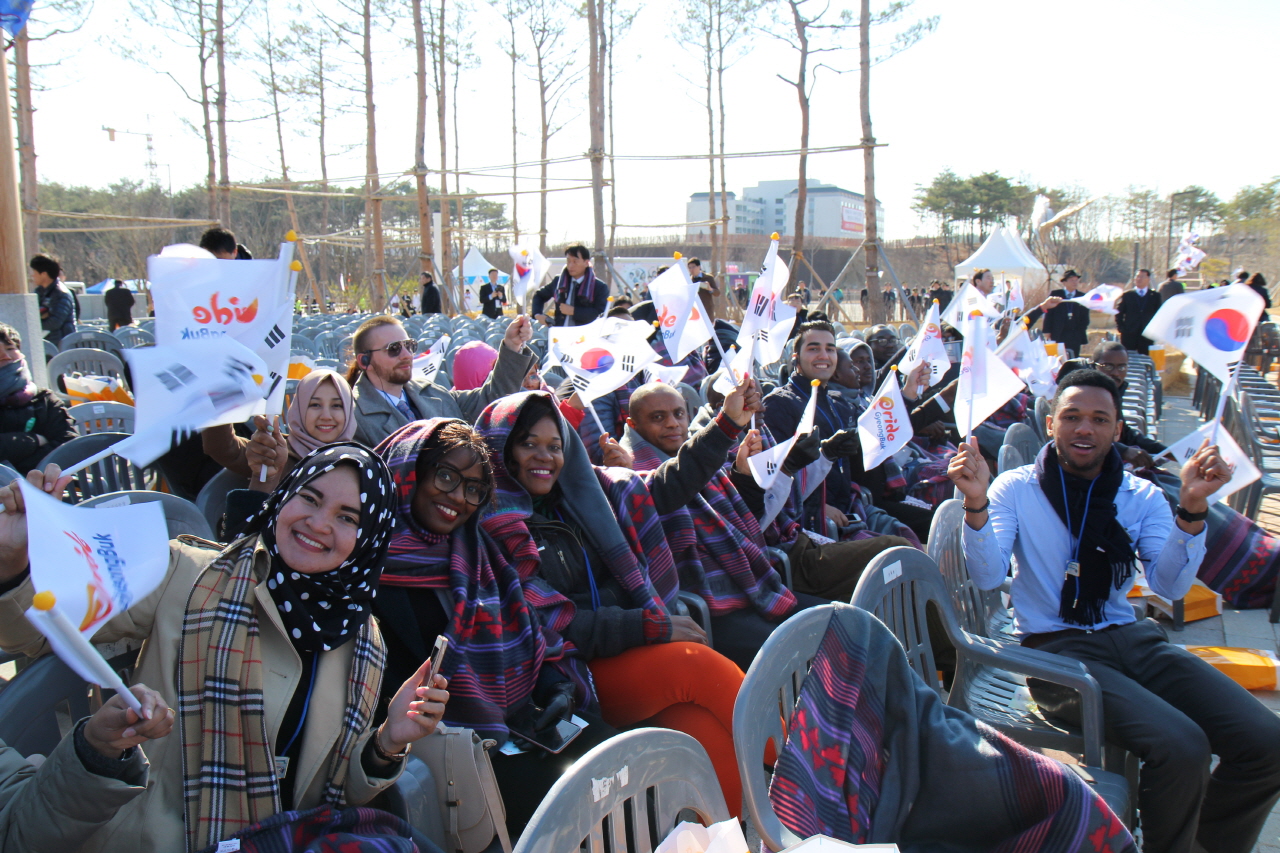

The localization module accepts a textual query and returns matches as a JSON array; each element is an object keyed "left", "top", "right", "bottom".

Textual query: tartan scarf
[
  {"left": 375, "top": 419, "right": 584, "bottom": 739},
  {"left": 622, "top": 422, "right": 796, "bottom": 619},
  {"left": 475, "top": 392, "right": 677, "bottom": 631},
  {"left": 178, "top": 535, "right": 385, "bottom": 853},
  {"left": 552, "top": 264, "right": 600, "bottom": 307}
]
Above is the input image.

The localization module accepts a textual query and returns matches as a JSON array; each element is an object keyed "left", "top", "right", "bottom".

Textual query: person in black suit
[
  {"left": 1115, "top": 269, "right": 1162, "bottom": 353},
  {"left": 1042, "top": 270, "right": 1091, "bottom": 357},
  {"left": 479, "top": 268, "right": 506, "bottom": 319},
  {"left": 420, "top": 271, "right": 443, "bottom": 315}
]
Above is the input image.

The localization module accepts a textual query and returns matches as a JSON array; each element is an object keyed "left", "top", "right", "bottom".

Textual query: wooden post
[
  {"left": 858, "top": 0, "right": 885, "bottom": 326},
  {"left": 0, "top": 48, "right": 27, "bottom": 295}
]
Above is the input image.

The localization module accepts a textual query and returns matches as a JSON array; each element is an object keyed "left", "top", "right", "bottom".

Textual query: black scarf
[
  {"left": 1035, "top": 444, "right": 1136, "bottom": 627},
  {"left": 243, "top": 443, "right": 397, "bottom": 652},
  {"left": 0, "top": 357, "right": 36, "bottom": 406}
]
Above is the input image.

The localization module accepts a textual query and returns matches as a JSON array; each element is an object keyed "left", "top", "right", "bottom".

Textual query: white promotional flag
[
  {"left": 740, "top": 235, "right": 789, "bottom": 338},
  {"left": 121, "top": 338, "right": 268, "bottom": 465},
  {"left": 760, "top": 473, "right": 794, "bottom": 530},
  {"left": 942, "top": 282, "right": 1001, "bottom": 329},
  {"left": 1065, "top": 284, "right": 1123, "bottom": 315},
  {"left": 643, "top": 363, "right": 689, "bottom": 386},
  {"left": 649, "top": 263, "right": 710, "bottom": 363},
  {"left": 150, "top": 241, "right": 297, "bottom": 420},
  {"left": 749, "top": 378, "right": 818, "bottom": 490},
  {"left": 558, "top": 319, "right": 660, "bottom": 404},
  {"left": 995, "top": 322, "right": 1036, "bottom": 373},
  {"left": 712, "top": 338, "right": 755, "bottom": 398},
  {"left": 1160, "top": 421, "right": 1259, "bottom": 504},
  {"left": 20, "top": 478, "right": 169, "bottom": 638},
  {"left": 898, "top": 300, "right": 950, "bottom": 384},
  {"left": 508, "top": 243, "right": 548, "bottom": 309},
  {"left": 1143, "top": 284, "right": 1266, "bottom": 385},
  {"left": 858, "top": 370, "right": 914, "bottom": 470},
  {"left": 955, "top": 313, "right": 1025, "bottom": 437},
  {"left": 412, "top": 335, "right": 451, "bottom": 385}
]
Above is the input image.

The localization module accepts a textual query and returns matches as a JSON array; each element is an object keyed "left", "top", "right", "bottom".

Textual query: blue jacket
[
  {"left": 37, "top": 282, "right": 75, "bottom": 344},
  {"left": 762, "top": 375, "right": 860, "bottom": 527}
]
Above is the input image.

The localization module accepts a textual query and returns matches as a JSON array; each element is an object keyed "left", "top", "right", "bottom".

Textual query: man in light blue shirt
[{"left": 950, "top": 369, "right": 1280, "bottom": 853}]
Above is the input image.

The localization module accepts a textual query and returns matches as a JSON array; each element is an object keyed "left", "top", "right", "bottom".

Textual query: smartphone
[
  {"left": 425, "top": 636, "right": 450, "bottom": 688},
  {"left": 510, "top": 713, "right": 584, "bottom": 754}
]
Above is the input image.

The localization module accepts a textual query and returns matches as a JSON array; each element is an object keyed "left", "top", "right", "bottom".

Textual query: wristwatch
[{"left": 1176, "top": 505, "right": 1208, "bottom": 523}]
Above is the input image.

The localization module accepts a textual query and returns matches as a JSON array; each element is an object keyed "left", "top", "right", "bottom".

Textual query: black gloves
[
  {"left": 781, "top": 432, "right": 821, "bottom": 476},
  {"left": 820, "top": 427, "right": 861, "bottom": 460},
  {"left": 533, "top": 681, "right": 576, "bottom": 732}
]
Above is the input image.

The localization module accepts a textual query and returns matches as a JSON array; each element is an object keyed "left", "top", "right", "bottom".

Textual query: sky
[{"left": 17, "top": 0, "right": 1280, "bottom": 246}]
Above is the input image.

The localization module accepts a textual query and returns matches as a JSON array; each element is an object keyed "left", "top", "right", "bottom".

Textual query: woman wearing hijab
[
  {"left": 0, "top": 322, "right": 76, "bottom": 474},
  {"left": 451, "top": 341, "right": 499, "bottom": 391},
  {"left": 202, "top": 368, "right": 355, "bottom": 489},
  {"left": 475, "top": 391, "right": 748, "bottom": 817},
  {"left": 0, "top": 444, "right": 446, "bottom": 853},
  {"left": 374, "top": 419, "right": 613, "bottom": 839}
]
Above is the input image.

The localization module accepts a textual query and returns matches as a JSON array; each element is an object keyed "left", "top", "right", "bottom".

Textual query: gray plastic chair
[
  {"left": 997, "top": 443, "right": 1025, "bottom": 475},
  {"left": 0, "top": 464, "right": 19, "bottom": 487},
  {"left": 514, "top": 728, "right": 729, "bottom": 853},
  {"left": 1033, "top": 396, "right": 1051, "bottom": 441},
  {"left": 926, "top": 499, "right": 1009, "bottom": 639},
  {"left": 68, "top": 401, "right": 136, "bottom": 435},
  {"left": 37, "top": 432, "right": 147, "bottom": 502},
  {"left": 195, "top": 468, "right": 249, "bottom": 540},
  {"left": 42, "top": 339, "right": 58, "bottom": 362},
  {"left": 291, "top": 335, "right": 317, "bottom": 357},
  {"left": 80, "top": 490, "right": 214, "bottom": 540},
  {"left": 60, "top": 330, "right": 125, "bottom": 359},
  {"left": 47, "top": 348, "right": 127, "bottom": 387},
  {"left": 1002, "top": 422, "right": 1041, "bottom": 463},
  {"left": 850, "top": 547, "right": 1130, "bottom": 823},
  {"left": 733, "top": 606, "right": 832, "bottom": 851},
  {"left": 112, "top": 326, "right": 154, "bottom": 348}
]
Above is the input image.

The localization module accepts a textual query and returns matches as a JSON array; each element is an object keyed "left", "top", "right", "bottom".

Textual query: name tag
[
  {"left": 1065, "top": 560, "right": 1081, "bottom": 578},
  {"left": 274, "top": 755, "right": 290, "bottom": 780}
]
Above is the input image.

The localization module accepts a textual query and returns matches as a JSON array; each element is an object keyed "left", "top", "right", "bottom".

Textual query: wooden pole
[{"left": 0, "top": 49, "right": 27, "bottom": 294}]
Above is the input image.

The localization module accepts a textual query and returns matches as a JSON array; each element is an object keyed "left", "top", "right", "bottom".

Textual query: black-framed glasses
[
  {"left": 432, "top": 463, "right": 491, "bottom": 506},
  {"left": 363, "top": 339, "right": 419, "bottom": 358},
  {"left": 1093, "top": 361, "right": 1127, "bottom": 375}
]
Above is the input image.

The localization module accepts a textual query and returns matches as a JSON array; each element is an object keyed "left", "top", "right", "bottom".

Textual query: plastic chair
[
  {"left": 195, "top": 468, "right": 249, "bottom": 540},
  {"left": 850, "top": 547, "right": 1130, "bottom": 822},
  {"left": 733, "top": 606, "right": 832, "bottom": 851},
  {"left": 1033, "top": 396, "right": 1051, "bottom": 441},
  {"left": 68, "top": 401, "right": 136, "bottom": 435},
  {"left": 925, "top": 499, "right": 1008, "bottom": 639},
  {"left": 42, "top": 339, "right": 58, "bottom": 362},
  {"left": 514, "top": 728, "right": 729, "bottom": 853},
  {"left": 37, "top": 432, "right": 148, "bottom": 502},
  {"left": 1002, "top": 422, "right": 1041, "bottom": 463},
  {"left": 47, "top": 348, "right": 127, "bottom": 385},
  {"left": 997, "top": 443, "right": 1025, "bottom": 475},
  {"left": 112, "top": 326, "right": 154, "bottom": 348},
  {"left": 59, "top": 330, "right": 125, "bottom": 360},
  {"left": 80, "top": 490, "right": 213, "bottom": 540},
  {"left": 291, "top": 335, "right": 317, "bottom": 357},
  {"left": 0, "top": 464, "right": 19, "bottom": 487}
]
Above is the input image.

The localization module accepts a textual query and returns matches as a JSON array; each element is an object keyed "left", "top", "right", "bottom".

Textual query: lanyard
[
  {"left": 1059, "top": 474, "right": 1097, "bottom": 610},
  {"left": 278, "top": 653, "right": 319, "bottom": 760}
]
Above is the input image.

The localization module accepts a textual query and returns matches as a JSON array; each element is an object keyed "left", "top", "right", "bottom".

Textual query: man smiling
[{"left": 950, "top": 369, "right": 1280, "bottom": 853}]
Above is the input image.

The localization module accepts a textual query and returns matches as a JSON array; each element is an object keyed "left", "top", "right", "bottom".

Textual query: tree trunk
[
  {"left": 703, "top": 28, "right": 718, "bottom": 300},
  {"left": 436, "top": 0, "right": 455, "bottom": 312},
  {"left": 859, "top": 0, "right": 885, "bottom": 326},
  {"left": 586, "top": 0, "right": 607, "bottom": 278},
  {"left": 0, "top": 49, "right": 27, "bottom": 295},
  {"left": 413, "top": 0, "right": 436, "bottom": 294},
  {"left": 508, "top": 8, "right": 519, "bottom": 242},
  {"left": 197, "top": 9, "right": 217, "bottom": 222},
  {"left": 215, "top": 0, "right": 231, "bottom": 224},
  {"left": 537, "top": 51, "right": 550, "bottom": 255},
  {"left": 13, "top": 31, "right": 38, "bottom": 257},
  {"left": 362, "top": 0, "right": 385, "bottom": 309},
  {"left": 788, "top": 0, "right": 808, "bottom": 284},
  {"left": 317, "top": 39, "right": 331, "bottom": 309},
  {"left": 605, "top": 0, "right": 617, "bottom": 264}
]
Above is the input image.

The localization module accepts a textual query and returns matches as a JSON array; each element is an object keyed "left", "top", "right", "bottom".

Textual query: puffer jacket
[
  {"left": 0, "top": 536, "right": 400, "bottom": 853},
  {"left": 0, "top": 388, "right": 78, "bottom": 474}
]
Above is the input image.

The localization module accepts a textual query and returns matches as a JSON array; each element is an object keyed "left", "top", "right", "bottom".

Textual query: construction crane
[{"left": 102, "top": 125, "right": 160, "bottom": 189}]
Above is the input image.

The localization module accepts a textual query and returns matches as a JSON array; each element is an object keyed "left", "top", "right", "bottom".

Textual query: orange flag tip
[
  {"left": 810, "top": 378, "right": 820, "bottom": 388},
  {"left": 289, "top": 260, "right": 303, "bottom": 272},
  {"left": 771, "top": 232, "right": 780, "bottom": 241},
  {"left": 32, "top": 591, "right": 56, "bottom": 611},
  {"left": 285, "top": 230, "right": 298, "bottom": 242},
  {"left": 673, "top": 252, "right": 683, "bottom": 260},
  {"left": 891, "top": 364, "right": 899, "bottom": 371}
]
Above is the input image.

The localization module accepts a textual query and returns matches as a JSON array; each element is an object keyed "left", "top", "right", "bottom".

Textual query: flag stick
[
  {"left": 1210, "top": 360, "right": 1240, "bottom": 445},
  {"left": 587, "top": 402, "right": 608, "bottom": 438},
  {"left": 259, "top": 419, "right": 272, "bottom": 483},
  {"left": 60, "top": 445, "right": 119, "bottom": 479},
  {"left": 32, "top": 594, "right": 144, "bottom": 715}
]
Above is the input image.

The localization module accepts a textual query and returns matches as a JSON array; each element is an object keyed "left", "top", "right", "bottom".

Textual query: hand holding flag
[{"left": 898, "top": 300, "right": 949, "bottom": 384}]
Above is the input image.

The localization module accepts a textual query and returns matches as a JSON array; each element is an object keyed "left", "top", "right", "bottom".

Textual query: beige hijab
[{"left": 285, "top": 369, "right": 356, "bottom": 458}]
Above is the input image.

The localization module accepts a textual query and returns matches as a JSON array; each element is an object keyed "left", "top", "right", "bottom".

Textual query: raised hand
[
  {"left": 734, "top": 429, "right": 763, "bottom": 476},
  {"left": 946, "top": 436, "right": 990, "bottom": 504},
  {"left": 722, "top": 370, "right": 761, "bottom": 427},
  {"left": 1179, "top": 439, "right": 1232, "bottom": 508},
  {"left": 599, "top": 434, "right": 634, "bottom": 469},
  {"left": 246, "top": 415, "right": 289, "bottom": 492},
  {"left": 503, "top": 315, "right": 533, "bottom": 352}
]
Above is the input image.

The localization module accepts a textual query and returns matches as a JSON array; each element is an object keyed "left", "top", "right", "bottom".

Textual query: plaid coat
[{"left": 0, "top": 536, "right": 400, "bottom": 853}]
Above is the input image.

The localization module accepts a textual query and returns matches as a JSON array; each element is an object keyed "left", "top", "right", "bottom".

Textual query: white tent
[
  {"left": 452, "top": 246, "right": 510, "bottom": 313},
  {"left": 954, "top": 226, "right": 1049, "bottom": 295}
]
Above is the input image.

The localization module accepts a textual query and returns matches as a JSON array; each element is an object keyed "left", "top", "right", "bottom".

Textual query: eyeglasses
[
  {"left": 363, "top": 339, "right": 419, "bottom": 359},
  {"left": 1093, "top": 361, "right": 1127, "bottom": 375},
  {"left": 431, "top": 463, "right": 491, "bottom": 506}
]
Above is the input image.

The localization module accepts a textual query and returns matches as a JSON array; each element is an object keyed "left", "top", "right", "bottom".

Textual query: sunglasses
[
  {"left": 364, "top": 339, "right": 419, "bottom": 358},
  {"left": 431, "top": 463, "right": 491, "bottom": 507}
]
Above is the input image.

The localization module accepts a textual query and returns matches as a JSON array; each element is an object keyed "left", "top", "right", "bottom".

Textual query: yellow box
[
  {"left": 1149, "top": 345, "right": 1166, "bottom": 371},
  {"left": 1178, "top": 646, "right": 1280, "bottom": 691}
]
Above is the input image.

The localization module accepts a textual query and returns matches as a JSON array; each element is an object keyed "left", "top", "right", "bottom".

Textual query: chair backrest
[
  {"left": 195, "top": 468, "right": 249, "bottom": 539},
  {"left": 997, "top": 443, "right": 1025, "bottom": 475},
  {"left": 112, "top": 326, "right": 155, "bottom": 348},
  {"left": 733, "top": 605, "right": 833, "bottom": 852},
  {"left": 1003, "top": 422, "right": 1041, "bottom": 463},
  {"left": 0, "top": 654, "right": 95, "bottom": 757},
  {"left": 676, "top": 382, "right": 702, "bottom": 418},
  {"left": 38, "top": 432, "right": 148, "bottom": 502},
  {"left": 0, "top": 464, "right": 18, "bottom": 487},
  {"left": 926, "top": 499, "right": 998, "bottom": 638},
  {"left": 850, "top": 546, "right": 955, "bottom": 695},
  {"left": 46, "top": 348, "right": 126, "bottom": 384},
  {"left": 513, "top": 728, "right": 729, "bottom": 853},
  {"left": 1033, "top": 396, "right": 1051, "bottom": 441},
  {"left": 42, "top": 339, "right": 58, "bottom": 362},
  {"left": 60, "top": 330, "right": 124, "bottom": 359},
  {"left": 291, "top": 335, "right": 317, "bottom": 356},
  {"left": 68, "top": 401, "right": 136, "bottom": 435},
  {"left": 80, "top": 490, "right": 214, "bottom": 539}
]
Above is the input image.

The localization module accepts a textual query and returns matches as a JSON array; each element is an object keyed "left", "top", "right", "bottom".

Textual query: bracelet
[
  {"left": 963, "top": 499, "right": 990, "bottom": 513},
  {"left": 1176, "top": 505, "right": 1209, "bottom": 523},
  {"left": 372, "top": 727, "right": 408, "bottom": 763}
]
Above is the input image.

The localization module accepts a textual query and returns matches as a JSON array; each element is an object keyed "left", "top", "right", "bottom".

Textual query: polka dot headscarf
[{"left": 243, "top": 442, "right": 397, "bottom": 653}]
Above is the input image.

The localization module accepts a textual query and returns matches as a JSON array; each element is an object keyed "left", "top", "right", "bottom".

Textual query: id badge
[
  {"left": 1065, "top": 560, "right": 1081, "bottom": 578},
  {"left": 274, "top": 755, "right": 290, "bottom": 780}
]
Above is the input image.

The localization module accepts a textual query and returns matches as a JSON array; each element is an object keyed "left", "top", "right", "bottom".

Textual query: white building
[{"left": 685, "top": 178, "right": 884, "bottom": 239}]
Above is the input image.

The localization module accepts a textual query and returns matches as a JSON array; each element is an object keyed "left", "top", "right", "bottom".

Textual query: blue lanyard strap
[
  {"left": 1059, "top": 474, "right": 1097, "bottom": 563},
  {"left": 278, "top": 653, "right": 319, "bottom": 759}
]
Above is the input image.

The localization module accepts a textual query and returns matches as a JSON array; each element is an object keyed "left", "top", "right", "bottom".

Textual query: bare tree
[
  {"left": 585, "top": 0, "right": 607, "bottom": 271},
  {"left": 411, "top": 0, "right": 437, "bottom": 293},
  {"left": 677, "top": 4, "right": 720, "bottom": 284},
  {"left": 213, "top": 0, "right": 233, "bottom": 224},
  {"left": 523, "top": 0, "right": 580, "bottom": 253},
  {"left": 604, "top": 0, "right": 636, "bottom": 264},
  {"left": 426, "top": 0, "right": 454, "bottom": 305},
  {"left": 495, "top": 0, "right": 526, "bottom": 241},
  {"left": 711, "top": 0, "right": 758, "bottom": 289}
]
